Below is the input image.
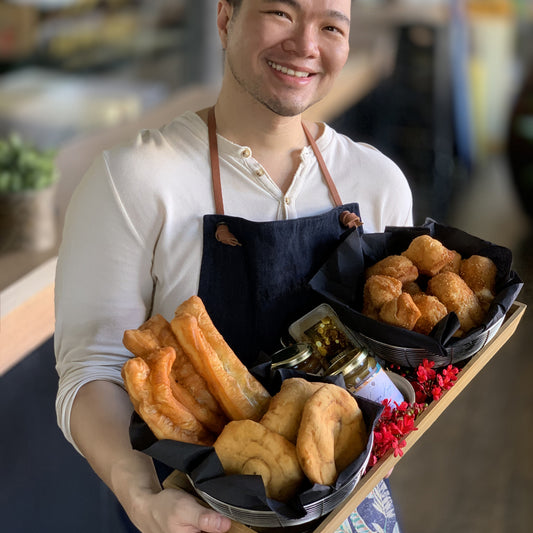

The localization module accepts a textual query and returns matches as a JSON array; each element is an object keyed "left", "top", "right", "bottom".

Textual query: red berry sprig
[{"left": 366, "top": 359, "right": 460, "bottom": 470}]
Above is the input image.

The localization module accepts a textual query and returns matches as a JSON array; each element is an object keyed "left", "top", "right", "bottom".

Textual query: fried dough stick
[
  {"left": 171, "top": 311, "right": 270, "bottom": 421},
  {"left": 123, "top": 315, "right": 227, "bottom": 434},
  {"left": 122, "top": 347, "right": 214, "bottom": 445},
  {"left": 173, "top": 296, "right": 271, "bottom": 419}
]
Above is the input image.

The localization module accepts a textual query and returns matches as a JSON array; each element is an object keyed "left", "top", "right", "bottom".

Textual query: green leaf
[{"left": 0, "top": 134, "right": 58, "bottom": 192}]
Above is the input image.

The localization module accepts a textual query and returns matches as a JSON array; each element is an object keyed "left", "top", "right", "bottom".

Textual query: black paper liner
[
  {"left": 130, "top": 369, "right": 384, "bottom": 520},
  {"left": 308, "top": 219, "right": 523, "bottom": 365}
]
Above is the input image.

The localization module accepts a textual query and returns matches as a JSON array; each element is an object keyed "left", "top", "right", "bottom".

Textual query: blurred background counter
[{"left": 0, "top": 0, "right": 531, "bottom": 379}]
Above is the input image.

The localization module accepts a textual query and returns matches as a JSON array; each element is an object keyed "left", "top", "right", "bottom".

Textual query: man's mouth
[{"left": 267, "top": 60, "right": 311, "bottom": 78}]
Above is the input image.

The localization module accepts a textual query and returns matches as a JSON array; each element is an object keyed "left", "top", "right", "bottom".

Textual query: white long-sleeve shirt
[{"left": 54, "top": 111, "right": 413, "bottom": 452}]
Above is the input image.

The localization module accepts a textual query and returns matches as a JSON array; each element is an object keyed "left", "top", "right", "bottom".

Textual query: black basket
[{"left": 309, "top": 219, "right": 523, "bottom": 368}]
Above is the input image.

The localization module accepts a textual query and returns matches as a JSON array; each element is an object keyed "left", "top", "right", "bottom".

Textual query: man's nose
[{"left": 282, "top": 24, "right": 319, "bottom": 57}]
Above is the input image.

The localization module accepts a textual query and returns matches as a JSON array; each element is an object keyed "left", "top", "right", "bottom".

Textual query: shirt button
[
  {"left": 255, "top": 168, "right": 265, "bottom": 177},
  {"left": 241, "top": 148, "right": 251, "bottom": 158},
  {"left": 285, "top": 197, "right": 291, "bottom": 205}
]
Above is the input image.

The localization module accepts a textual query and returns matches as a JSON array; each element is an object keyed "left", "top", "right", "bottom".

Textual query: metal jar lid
[
  {"left": 327, "top": 348, "right": 368, "bottom": 376},
  {"left": 271, "top": 343, "right": 315, "bottom": 369}
]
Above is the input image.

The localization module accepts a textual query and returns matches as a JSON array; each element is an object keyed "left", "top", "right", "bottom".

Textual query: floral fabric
[{"left": 335, "top": 480, "right": 400, "bottom": 533}]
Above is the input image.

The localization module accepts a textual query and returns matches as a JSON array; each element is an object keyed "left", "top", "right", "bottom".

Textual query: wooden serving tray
[{"left": 164, "top": 301, "right": 527, "bottom": 533}]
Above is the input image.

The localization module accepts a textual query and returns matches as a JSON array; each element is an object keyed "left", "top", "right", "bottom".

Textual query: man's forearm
[{"left": 70, "top": 381, "right": 161, "bottom": 516}]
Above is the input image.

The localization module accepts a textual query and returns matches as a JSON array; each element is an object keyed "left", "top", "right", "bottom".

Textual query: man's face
[{"left": 220, "top": 0, "right": 351, "bottom": 117}]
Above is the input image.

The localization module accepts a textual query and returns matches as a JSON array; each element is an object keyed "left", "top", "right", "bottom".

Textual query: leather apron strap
[
  {"left": 207, "top": 106, "right": 362, "bottom": 235},
  {"left": 207, "top": 106, "right": 225, "bottom": 216}
]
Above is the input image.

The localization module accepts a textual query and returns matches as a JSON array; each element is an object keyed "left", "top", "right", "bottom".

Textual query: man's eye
[
  {"left": 324, "top": 25, "right": 341, "bottom": 34},
  {"left": 269, "top": 10, "right": 289, "bottom": 19}
]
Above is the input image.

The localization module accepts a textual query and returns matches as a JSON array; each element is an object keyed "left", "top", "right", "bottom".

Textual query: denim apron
[{"left": 196, "top": 108, "right": 401, "bottom": 533}]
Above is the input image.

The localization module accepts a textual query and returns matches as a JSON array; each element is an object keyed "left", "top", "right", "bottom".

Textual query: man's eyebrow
[
  {"left": 261, "top": 0, "right": 351, "bottom": 27},
  {"left": 325, "top": 9, "right": 351, "bottom": 26}
]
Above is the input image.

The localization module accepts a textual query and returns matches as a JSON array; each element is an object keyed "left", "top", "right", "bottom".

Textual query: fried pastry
[
  {"left": 428, "top": 272, "right": 484, "bottom": 336},
  {"left": 440, "top": 250, "right": 462, "bottom": 275},
  {"left": 171, "top": 312, "right": 270, "bottom": 421},
  {"left": 296, "top": 384, "right": 367, "bottom": 486},
  {"left": 411, "top": 293, "right": 449, "bottom": 335},
  {"left": 402, "top": 235, "right": 455, "bottom": 277},
  {"left": 122, "top": 347, "right": 214, "bottom": 445},
  {"left": 362, "top": 274, "right": 403, "bottom": 318},
  {"left": 174, "top": 296, "right": 271, "bottom": 418},
  {"left": 378, "top": 292, "right": 421, "bottom": 331},
  {"left": 260, "top": 378, "right": 325, "bottom": 443},
  {"left": 214, "top": 419, "right": 305, "bottom": 502},
  {"left": 402, "top": 280, "right": 422, "bottom": 296},
  {"left": 459, "top": 255, "right": 497, "bottom": 311},
  {"left": 365, "top": 255, "right": 419, "bottom": 284},
  {"left": 122, "top": 326, "right": 160, "bottom": 359},
  {"left": 123, "top": 315, "right": 226, "bottom": 434}
]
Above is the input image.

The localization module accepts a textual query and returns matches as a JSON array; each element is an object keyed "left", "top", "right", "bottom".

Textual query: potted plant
[{"left": 0, "top": 134, "right": 60, "bottom": 253}]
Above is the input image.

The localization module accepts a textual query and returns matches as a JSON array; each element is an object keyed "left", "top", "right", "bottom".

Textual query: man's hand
[
  {"left": 70, "top": 382, "right": 232, "bottom": 533},
  {"left": 128, "top": 487, "right": 232, "bottom": 533}
]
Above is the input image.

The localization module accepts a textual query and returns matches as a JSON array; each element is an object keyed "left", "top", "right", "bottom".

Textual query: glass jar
[
  {"left": 326, "top": 348, "right": 405, "bottom": 405},
  {"left": 270, "top": 343, "right": 326, "bottom": 375},
  {"left": 303, "top": 314, "right": 355, "bottom": 364}
]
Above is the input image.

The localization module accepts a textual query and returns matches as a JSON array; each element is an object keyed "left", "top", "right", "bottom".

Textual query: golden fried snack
[
  {"left": 214, "top": 419, "right": 305, "bottom": 502},
  {"left": 378, "top": 292, "right": 421, "bottom": 331},
  {"left": 402, "top": 280, "right": 422, "bottom": 296},
  {"left": 428, "top": 272, "right": 484, "bottom": 336},
  {"left": 459, "top": 255, "right": 497, "bottom": 311},
  {"left": 260, "top": 378, "right": 325, "bottom": 443},
  {"left": 123, "top": 326, "right": 160, "bottom": 359},
  {"left": 362, "top": 275, "right": 403, "bottom": 319},
  {"left": 123, "top": 315, "right": 227, "bottom": 434},
  {"left": 402, "top": 235, "right": 456, "bottom": 277},
  {"left": 296, "top": 384, "right": 367, "bottom": 486},
  {"left": 174, "top": 296, "right": 271, "bottom": 416},
  {"left": 365, "top": 255, "right": 419, "bottom": 284},
  {"left": 411, "top": 293, "right": 449, "bottom": 335},
  {"left": 440, "top": 250, "right": 462, "bottom": 275},
  {"left": 122, "top": 347, "right": 214, "bottom": 445},
  {"left": 171, "top": 312, "right": 271, "bottom": 421}
]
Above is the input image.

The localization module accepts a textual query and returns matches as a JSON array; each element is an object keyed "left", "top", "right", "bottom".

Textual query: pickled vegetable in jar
[
  {"left": 270, "top": 343, "right": 326, "bottom": 375},
  {"left": 326, "top": 348, "right": 404, "bottom": 405},
  {"left": 303, "top": 315, "right": 354, "bottom": 363}
]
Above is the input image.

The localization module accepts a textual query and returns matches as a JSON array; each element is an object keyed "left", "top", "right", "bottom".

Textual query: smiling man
[
  {"left": 221, "top": 0, "right": 351, "bottom": 117},
  {"left": 54, "top": 1, "right": 412, "bottom": 532}
]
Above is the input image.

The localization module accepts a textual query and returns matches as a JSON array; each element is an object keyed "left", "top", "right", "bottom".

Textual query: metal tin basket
[
  {"left": 355, "top": 316, "right": 505, "bottom": 369},
  {"left": 190, "top": 433, "right": 373, "bottom": 528}
]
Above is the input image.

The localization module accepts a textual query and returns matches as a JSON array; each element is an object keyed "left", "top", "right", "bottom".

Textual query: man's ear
[{"left": 217, "top": 0, "right": 234, "bottom": 50}]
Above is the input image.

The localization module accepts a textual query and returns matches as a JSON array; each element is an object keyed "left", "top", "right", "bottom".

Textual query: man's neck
[{"left": 213, "top": 86, "right": 309, "bottom": 155}]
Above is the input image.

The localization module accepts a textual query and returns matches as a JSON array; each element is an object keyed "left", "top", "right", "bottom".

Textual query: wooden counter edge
[
  {"left": 0, "top": 256, "right": 57, "bottom": 376},
  {"left": 0, "top": 282, "right": 55, "bottom": 375}
]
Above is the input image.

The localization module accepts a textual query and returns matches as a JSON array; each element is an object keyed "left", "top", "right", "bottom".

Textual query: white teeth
[{"left": 268, "top": 61, "right": 309, "bottom": 78}]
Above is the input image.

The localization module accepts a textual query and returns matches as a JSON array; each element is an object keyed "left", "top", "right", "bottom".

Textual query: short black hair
[{"left": 227, "top": 0, "right": 243, "bottom": 9}]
